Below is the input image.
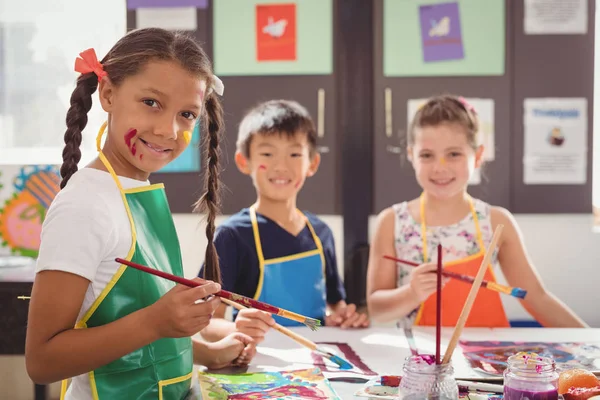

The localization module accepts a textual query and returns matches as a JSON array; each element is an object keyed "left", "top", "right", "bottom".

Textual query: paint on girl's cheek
[
  {"left": 131, "top": 144, "right": 137, "bottom": 156},
  {"left": 183, "top": 130, "right": 192, "bottom": 145},
  {"left": 124, "top": 129, "right": 137, "bottom": 149},
  {"left": 140, "top": 154, "right": 144, "bottom": 161},
  {"left": 258, "top": 165, "right": 267, "bottom": 170}
]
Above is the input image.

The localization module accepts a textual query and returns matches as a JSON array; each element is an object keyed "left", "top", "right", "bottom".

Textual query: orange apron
[{"left": 414, "top": 194, "right": 510, "bottom": 328}]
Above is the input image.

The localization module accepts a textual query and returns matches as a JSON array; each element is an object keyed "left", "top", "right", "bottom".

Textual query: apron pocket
[{"left": 159, "top": 372, "right": 193, "bottom": 400}]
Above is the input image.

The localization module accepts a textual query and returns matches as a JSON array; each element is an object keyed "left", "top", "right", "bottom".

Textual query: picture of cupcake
[{"left": 549, "top": 127, "right": 565, "bottom": 146}]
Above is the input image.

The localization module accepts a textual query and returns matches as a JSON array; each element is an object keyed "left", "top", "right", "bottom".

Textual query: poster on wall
[
  {"left": 418, "top": 2, "right": 464, "bottom": 63},
  {"left": 384, "top": 0, "right": 504, "bottom": 77},
  {"left": 256, "top": 4, "right": 297, "bottom": 61},
  {"left": 213, "top": 0, "right": 332, "bottom": 76},
  {"left": 159, "top": 124, "right": 201, "bottom": 173},
  {"left": 407, "top": 97, "right": 495, "bottom": 161},
  {"left": 524, "top": 0, "right": 587, "bottom": 35},
  {"left": 136, "top": 8, "right": 198, "bottom": 30},
  {"left": 523, "top": 98, "right": 587, "bottom": 185}
]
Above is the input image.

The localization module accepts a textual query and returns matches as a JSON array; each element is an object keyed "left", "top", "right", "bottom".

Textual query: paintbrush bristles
[
  {"left": 304, "top": 318, "right": 321, "bottom": 331},
  {"left": 441, "top": 224, "right": 504, "bottom": 365}
]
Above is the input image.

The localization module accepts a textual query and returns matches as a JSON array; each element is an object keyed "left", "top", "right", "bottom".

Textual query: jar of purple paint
[
  {"left": 399, "top": 355, "right": 459, "bottom": 399},
  {"left": 503, "top": 353, "right": 559, "bottom": 400}
]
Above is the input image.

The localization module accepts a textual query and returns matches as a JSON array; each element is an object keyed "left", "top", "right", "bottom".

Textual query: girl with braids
[
  {"left": 367, "top": 94, "right": 587, "bottom": 329},
  {"left": 25, "top": 28, "right": 254, "bottom": 400}
]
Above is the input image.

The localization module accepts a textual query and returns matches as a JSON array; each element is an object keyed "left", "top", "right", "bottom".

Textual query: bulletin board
[{"left": 509, "top": 0, "right": 595, "bottom": 213}]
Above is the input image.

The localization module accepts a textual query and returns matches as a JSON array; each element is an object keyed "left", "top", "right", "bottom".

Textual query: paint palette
[{"left": 197, "top": 367, "right": 341, "bottom": 399}]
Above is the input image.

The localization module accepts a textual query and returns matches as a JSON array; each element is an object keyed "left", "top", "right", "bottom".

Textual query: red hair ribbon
[
  {"left": 74, "top": 48, "right": 107, "bottom": 82},
  {"left": 458, "top": 96, "right": 477, "bottom": 115}
]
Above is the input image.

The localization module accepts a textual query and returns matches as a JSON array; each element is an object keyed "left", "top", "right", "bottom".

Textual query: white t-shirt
[{"left": 36, "top": 167, "right": 150, "bottom": 399}]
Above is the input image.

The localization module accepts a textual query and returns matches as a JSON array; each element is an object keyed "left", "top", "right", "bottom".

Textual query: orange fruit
[{"left": 559, "top": 369, "right": 600, "bottom": 394}]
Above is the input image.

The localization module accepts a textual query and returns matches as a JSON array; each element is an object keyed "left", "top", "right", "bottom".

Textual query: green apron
[{"left": 61, "top": 122, "right": 193, "bottom": 399}]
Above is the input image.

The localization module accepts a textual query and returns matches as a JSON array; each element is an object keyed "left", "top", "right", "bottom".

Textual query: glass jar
[
  {"left": 399, "top": 355, "right": 459, "bottom": 400},
  {"left": 503, "top": 353, "right": 559, "bottom": 400}
]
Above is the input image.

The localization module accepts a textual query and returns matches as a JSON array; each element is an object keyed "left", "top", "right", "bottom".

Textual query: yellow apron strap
[
  {"left": 300, "top": 210, "right": 326, "bottom": 274},
  {"left": 250, "top": 206, "right": 266, "bottom": 300}
]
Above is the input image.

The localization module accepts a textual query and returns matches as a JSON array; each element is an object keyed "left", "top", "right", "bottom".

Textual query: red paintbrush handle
[
  {"left": 115, "top": 258, "right": 282, "bottom": 315},
  {"left": 383, "top": 255, "right": 489, "bottom": 288}
]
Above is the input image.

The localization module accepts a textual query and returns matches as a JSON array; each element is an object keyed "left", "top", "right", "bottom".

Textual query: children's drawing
[
  {"left": 0, "top": 165, "right": 60, "bottom": 257},
  {"left": 198, "top": 367, "right": 340, "bottom": 399},
  {"left": 459, "top": 340, "right": 600, "bottom": 376}
]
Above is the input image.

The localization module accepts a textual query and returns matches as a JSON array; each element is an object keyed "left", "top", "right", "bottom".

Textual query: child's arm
[
  {"left": 199, "top": 226, "right": 275, "bottom": 344},
  {"left": 366, "top": 208, "right": 441, "bottom": 322},
  {"left": 201, "top": 304, "right": 274, "bottom": 344},
  {"left": 492, "top": 207, "right": 589, "bottom": 328},
  {"left": 26, "top": 270, "right": 221, "bottom": 384},
  {"left": 192, "top": 332, "right": 256, "bottom": 369}
]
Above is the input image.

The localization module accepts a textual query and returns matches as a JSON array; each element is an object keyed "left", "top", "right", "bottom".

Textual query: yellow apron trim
[
  {"left": 89, "top": 371, "right": 100, "bottom": 400},
  {"left": 263, "top": 249, "right": 321, "bottom": 265},
  {"left": 158, "top": 371, "right": 193, "bottom": 400},
  {"left": 249, "top": 207, "right": 266, "bottom": 300},
  {"left": 250, "top": 206, "right": 326, "bottom": 300},
  {"left": 124, "top": 183, "right": 165, "bottom": 194}
]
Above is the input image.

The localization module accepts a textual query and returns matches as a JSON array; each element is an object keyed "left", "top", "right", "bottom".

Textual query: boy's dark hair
[
  {"left": 236, "top": 99, "right": 317, "bottom": 158},
  {"left": 408, "top": 94, "right": 479, "bottom": 150},
  {"left": 61, "top": 27, "right": 224, "bottom": 284}
]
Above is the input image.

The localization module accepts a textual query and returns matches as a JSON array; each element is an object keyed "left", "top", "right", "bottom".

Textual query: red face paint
[
  {"left": 140, "top": 154, "right": 144, "bottom": 161},
  {"left": 258, "top": 165, "right": 267, "bottom": 170},
  {"left": 131, "top": 144, "right": 137, "bottom": 156},
  {"left": 124, "top": 128, "right": 137, "bottom": 148}
]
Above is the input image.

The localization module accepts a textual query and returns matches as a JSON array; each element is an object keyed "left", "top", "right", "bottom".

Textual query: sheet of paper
[
  {"left": 136, "top": 7, "right": 197, "bottom": 31},
  {"left": 418, "top": 2, "right": 464, "bottom": 63},
  {"left": 127, "top": 0, "right": 207, "bottom": 9},
  {"left": 524, "top": 0, "right": 587, "bottom": 34},
  {"left": 384, "top": 0, "right": 505, "bottom": 76},
  {"left": 213, "top": 0, "right": 332, "bottom": 76},
  {"left": 523, "top": 98, "right": 588, "bottom": 185},
  {"left": 407, "top": 97, "right": 496, "bottom": 162}
]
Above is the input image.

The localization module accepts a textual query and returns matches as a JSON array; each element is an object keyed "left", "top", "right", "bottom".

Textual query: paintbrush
[
  {"left": 383, "top": 255, "right": 527, "bottom": 299},
  {"left": 220, "top": 297, "right": 353, "bottom": 370},
  {"left": 442, "top": 225, "right": 504, "bottom": 364},
  {"left": 115, "top": 258, "right": 321, "bottom": 330}
]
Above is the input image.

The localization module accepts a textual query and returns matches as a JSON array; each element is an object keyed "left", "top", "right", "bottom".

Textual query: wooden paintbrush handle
[
  {"left": 442, "top": 224, "right": 504, "bottom": 365},
  {"left": 220, "top": 297, "right": 317, "bottom": 351}
]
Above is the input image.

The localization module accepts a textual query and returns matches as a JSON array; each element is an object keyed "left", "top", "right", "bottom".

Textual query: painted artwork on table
[
  {"left": 0, "top": 165, "right": 60, "bottom": 258},
  {"left": 198, "top": 367, "right": 341, "bottom": 399},
  {"left": 311, "top": 342, "right": 378, "bottom": 377},
  {"left": 459, "top": 341, "right": 600, "bottom": 376}
]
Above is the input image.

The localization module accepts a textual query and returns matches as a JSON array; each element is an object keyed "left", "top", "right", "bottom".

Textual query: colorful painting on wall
[
  {"left": 418, "top": 2, "right": 464, "bottom": 62},
  {"left": 459, "top": 340, "right": 600, "bottom": 376},
  {"left": 198, "top": 367, "right": 341, "bottom": 399},
  {"left": 256, "top": 3, "right": 297, "bottom": 61},
  {"left": 0, "top": 165, "right": 60, "bottom": 258}
]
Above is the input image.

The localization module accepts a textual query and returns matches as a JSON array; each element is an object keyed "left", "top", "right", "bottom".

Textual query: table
[{"left": 231, "top": 326, "right": 600, "bottom": 399}]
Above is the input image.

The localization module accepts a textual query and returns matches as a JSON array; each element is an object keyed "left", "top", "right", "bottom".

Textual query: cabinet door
[
  {"left": 217, "top": 76, "right": 338, "bottom": 215},
  {"left": 372, "top": 0, "right": 512, "bottom": 214}
]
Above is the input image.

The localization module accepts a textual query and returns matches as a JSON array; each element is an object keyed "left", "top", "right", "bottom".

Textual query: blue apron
[{"left": 248, "top": 206, "right": 327, "bottom": 326}]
